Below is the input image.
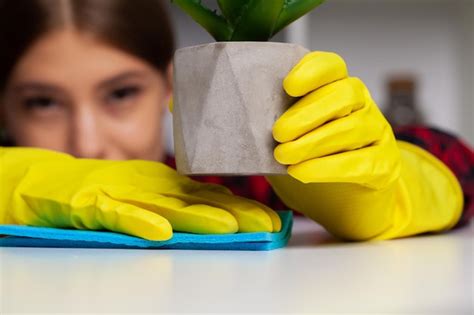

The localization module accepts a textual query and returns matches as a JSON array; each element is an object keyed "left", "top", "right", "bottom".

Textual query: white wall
[
  {"left": 299, "top": 0, "right": 473, "bottom": 143},
  {"left": 458, "top": 0, "right": 473, "bottom": 144}
]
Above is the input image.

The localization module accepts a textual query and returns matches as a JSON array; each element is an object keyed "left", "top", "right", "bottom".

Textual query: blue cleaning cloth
[{"left": 0, "top": 211, "right": 292, "bottom": 251}]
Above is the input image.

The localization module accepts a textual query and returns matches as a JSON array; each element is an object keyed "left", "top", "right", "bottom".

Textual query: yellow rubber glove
[
  {"left": 0, "top": 147, "right": 281, "bottom": 241},
  {"left": 268, "top": 51, "right": 463, "bottom": 241}
]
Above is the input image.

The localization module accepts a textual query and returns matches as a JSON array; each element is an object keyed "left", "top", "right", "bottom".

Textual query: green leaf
[
  {"left": 230, "top": 0, "right": 285, "bottom": 41},
  {"left": 273, "top": 0, "right": 325, "bottom": 36},
  {"left": 171, "top": 0, "right": 232, "bottom": 41},
  {"left": 217, "top": 0, "right": 249, "bottom": 25}
]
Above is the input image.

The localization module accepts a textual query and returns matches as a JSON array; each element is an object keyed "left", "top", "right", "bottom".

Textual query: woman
[{"left": 0, "top": 0, "right": 472, "bottom": 241}]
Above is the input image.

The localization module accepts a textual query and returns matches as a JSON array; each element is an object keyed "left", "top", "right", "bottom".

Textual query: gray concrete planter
[{"left": 173, "top": 42, "right": 309, "bottom": 175}]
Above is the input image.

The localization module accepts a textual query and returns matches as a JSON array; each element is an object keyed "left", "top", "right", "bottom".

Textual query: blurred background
[{"left": 164, "top": 0, "right": 473, "bottom": 153}]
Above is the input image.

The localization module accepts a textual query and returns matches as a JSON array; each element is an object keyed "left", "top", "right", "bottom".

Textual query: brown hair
[{"left": 0, "top": 0, "right": 175, "bottom": 92}]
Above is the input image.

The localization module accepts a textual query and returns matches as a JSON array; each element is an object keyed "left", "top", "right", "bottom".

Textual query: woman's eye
[
  {"left": 107, "top": 86, "right": 141, "bottom": 103},
  {"left": 23, "top": 96, "right": 57, "bottom": 109}
]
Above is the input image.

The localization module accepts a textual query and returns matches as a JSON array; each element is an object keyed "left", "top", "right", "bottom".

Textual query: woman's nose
[{"left": 68, "top": 106, "right": 106, "bottom": 159}]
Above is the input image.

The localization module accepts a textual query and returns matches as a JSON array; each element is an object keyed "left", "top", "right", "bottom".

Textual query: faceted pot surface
[{"left": 173, "top": 42, "right": 309, "bottom": 175}]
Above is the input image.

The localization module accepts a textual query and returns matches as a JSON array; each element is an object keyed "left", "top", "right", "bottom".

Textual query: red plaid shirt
[{"left": 167, "top": 126, "right": 473, "bottom": 228}]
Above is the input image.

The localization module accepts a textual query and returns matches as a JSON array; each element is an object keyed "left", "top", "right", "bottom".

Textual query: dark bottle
[{"left": 384, "top": 76, "right": 423, "bottom": 127}]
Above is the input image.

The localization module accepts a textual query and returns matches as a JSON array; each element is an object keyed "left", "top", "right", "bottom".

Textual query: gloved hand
[
  {"left": 0, "top": 147, "right": 281, "bottom": 240},
  {"left": 268, "top": 51, "right": 463, "bottom": 240}
]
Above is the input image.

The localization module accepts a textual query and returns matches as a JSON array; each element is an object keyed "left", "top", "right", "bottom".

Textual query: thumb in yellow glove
[
  {"left": 268, "top": 51, "right": 463, "bottom": 240},
  {"left": 1, "top": 147, "right": 281, "bottom": 241}
]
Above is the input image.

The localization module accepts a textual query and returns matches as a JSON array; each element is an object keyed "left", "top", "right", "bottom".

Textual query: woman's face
[{"left": 2, "top": 30, "right": 171, "bottom": 161}]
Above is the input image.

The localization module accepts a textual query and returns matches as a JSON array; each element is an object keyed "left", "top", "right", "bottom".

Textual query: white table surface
[{"left": 1, "top": 216, "right": 472, "bottom": 314}]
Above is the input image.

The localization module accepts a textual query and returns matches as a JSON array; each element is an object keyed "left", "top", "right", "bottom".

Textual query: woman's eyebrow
[
  {"left": 97, "top": 71, "right": 150, "bottom": 89},
  {"left": 10, "top": 71, "right": 149, "bottom": 93},
  {"left": 11, "top": 82, "right": 62, "bottom": 93}
]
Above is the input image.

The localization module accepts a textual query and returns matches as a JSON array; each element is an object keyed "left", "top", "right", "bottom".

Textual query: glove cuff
[{"left": 373, "top": 141, "right": 463, "bottom": 240}]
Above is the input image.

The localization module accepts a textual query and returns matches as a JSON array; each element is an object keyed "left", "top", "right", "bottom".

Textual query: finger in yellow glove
[
  {"left": 0, "top": 147, "right": 281, "bottom": 241},
  {"left": 268, "top": 51, "right": 463, "bottom": 240}
]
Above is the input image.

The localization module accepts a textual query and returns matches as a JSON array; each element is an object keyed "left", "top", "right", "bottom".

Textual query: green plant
[{"left": 171, "top": 0, "right": 324, "bottom": 41}]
